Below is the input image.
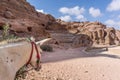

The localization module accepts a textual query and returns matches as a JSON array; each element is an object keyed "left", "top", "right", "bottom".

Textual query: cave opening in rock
[
  {"left": 27, "top": 27, "right": 32, "bottom": 32},
  {"left": 0, "top": 26, "right": 4, "bottom": 30},
  {"left": 41, "top": 24, "right": 45, "bottom": 26}
]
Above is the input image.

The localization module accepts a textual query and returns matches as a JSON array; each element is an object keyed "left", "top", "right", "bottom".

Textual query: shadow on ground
[{"left": 41, "top": 47, "right": 120, "bottom": 63}]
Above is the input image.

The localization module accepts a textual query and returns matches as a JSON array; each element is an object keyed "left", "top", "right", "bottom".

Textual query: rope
[
  {"left": 26, "top": 42, "right": 34, "bottom": 66},
  {"left": 26, "top": 41, "right": 40, "bottom": 66}
]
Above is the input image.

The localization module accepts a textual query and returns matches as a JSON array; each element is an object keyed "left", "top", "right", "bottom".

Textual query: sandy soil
[{"left": 21, "top": 46, "right": 120, "bottom": 80}]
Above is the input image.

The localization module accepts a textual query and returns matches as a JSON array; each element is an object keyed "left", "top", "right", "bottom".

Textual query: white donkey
[{"left": 0, "top": 38, "right": 51, "bottom": 80}]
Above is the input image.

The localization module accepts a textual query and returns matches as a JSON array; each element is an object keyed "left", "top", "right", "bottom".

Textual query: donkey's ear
[{"left": 35, "top": 38, "right": 52, "bottom": 45}]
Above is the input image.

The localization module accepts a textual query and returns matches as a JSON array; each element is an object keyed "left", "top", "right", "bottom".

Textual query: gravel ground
[{"left": 19, "top": 47, "right": 120, "bottom": 80}]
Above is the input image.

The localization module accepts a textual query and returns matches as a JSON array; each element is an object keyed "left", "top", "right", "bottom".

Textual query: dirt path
[{"left": 22, "top": 47, "right": 120, "bottom": 80}]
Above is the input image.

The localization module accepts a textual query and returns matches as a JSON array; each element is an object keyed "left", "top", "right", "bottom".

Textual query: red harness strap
[
  {"left": 26, "top": 42, "right": 40, "bottom": 66},
  {"left": 34, "top": 42, "right": 40, "bottom": 59}
]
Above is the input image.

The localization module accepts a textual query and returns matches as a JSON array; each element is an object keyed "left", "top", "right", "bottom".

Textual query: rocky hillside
[
  {"left": 0, "top": 0, "right": 55, "bottom": 40},
  {"left": 47, "top": 19, "right": 120, "bottom": 47},
  {"left": 0, "top": 0, "right": 120, "bottom": 47}
]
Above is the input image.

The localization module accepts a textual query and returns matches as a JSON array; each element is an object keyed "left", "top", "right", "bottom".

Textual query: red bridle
[{"left": 26, "top": 41, "right": 41, "bottom": 66}]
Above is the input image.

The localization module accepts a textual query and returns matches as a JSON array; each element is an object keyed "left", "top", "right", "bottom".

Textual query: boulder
[{"left": 4, "top": 11, "right": 15, "bottom": 19}]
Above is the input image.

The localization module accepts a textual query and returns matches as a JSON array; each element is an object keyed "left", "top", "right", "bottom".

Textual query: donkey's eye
[{"left": 36, "top": 59, "right": 40, "bottom": 63}]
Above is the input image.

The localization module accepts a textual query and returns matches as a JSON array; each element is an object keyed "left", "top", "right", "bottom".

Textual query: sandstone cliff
[{"left": 47, "top": 19, "right": 120, "bottom": 47}]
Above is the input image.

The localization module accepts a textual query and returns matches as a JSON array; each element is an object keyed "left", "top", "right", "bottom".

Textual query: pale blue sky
[{"left": 27, "top": 0, "right": 120, "bottom": 29}]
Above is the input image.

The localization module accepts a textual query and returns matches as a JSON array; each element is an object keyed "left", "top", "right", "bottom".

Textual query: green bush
[
  {"left": 0, "top": 23, "right": 19, "bottom": 41},
  {"left": 40, "top": 45, "right": 53, "bottom": 52},
  {"left": 2, "top": 23, "right": 9, "bottom": 39}
]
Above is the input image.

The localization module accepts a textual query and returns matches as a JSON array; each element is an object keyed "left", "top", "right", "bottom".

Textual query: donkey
[{"left": 0, "top": 38, "right": 51, "bottom": 80}]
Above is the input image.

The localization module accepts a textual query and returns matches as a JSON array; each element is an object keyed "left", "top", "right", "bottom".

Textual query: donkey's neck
[
  {"left": 0, "top": 41, "right": 35, "bottom": 80},
  {"left": 13, "top": 42, "right": 32, "bottom": 71},
  {"left": 3, "top": 42, "right": 32, "bottom": 75}
]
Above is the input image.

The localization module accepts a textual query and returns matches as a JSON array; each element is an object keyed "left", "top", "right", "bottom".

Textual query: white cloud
[
  {"left": 59, "top": 6, "right": 85, "bottom": 16},
  {"left": 105, "top": 19, "right": 120, "bottom": 29},
  {"left": 105, "top": 19, "right": 116, "bottom": 26},
  {"left": 59, "top": 6, "right": 87, "bottom": 22},
  {"left": 59, "top": 15, "right": 72, "bottom": 22},
  {"left": 36, "top": 9, "right": 45, "bottom": 13},
  {"left": 76, "top": 15, "right": 87, "bottom": 21},
  {"left": 118, "top": 15, "right": 120, "bottom": 18},
  {"left": 107, "top": 0, "right": 120, "bottom": 11},
  {"left": 89, "top": 7, "right": 102, "bottom": 18}
]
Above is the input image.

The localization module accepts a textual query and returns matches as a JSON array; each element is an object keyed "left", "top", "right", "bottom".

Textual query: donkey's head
[{"left": 28, "top": 38, "right": 52, "bottom": 71}]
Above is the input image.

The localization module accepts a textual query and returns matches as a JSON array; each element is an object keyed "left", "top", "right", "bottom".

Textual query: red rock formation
[
  {"left": 51, "top": 20, "right": 120, "bottom": 46},
  {"left": 0, "top": 0, "right": 55, "bottom": 39}
]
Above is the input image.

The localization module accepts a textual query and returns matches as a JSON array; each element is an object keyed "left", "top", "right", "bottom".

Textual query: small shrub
[
  {"left": 2, "top": 23, "right": 9, "bottom": 39},
  {"left": 40, "top": 45, "right": 53, "bottom": 52},
  {"left": 0, "top": 23, "right": 18, "bottom": 41}
]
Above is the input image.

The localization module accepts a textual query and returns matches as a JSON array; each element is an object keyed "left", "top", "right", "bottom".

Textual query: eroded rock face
[
  {"left": 115, "top": 30, "right": 120, "bottom": 40},
  {"left": 51, "top": 20, "right": 120, "bottom": 46},
  {"left": 4, "top": 11, "right": 15, "bottom": 19},
  {"left": 97, "top": 29, "right": 105, "bottom": 44},
  {"left": 72, "top": 34, "right": 93, "bottom": 47},
  {"left": 104, "top": 28, "right": 117, "bottom": 45},
  {"left": 0, "top": 0, "right": 55, "bottom": 39}
]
